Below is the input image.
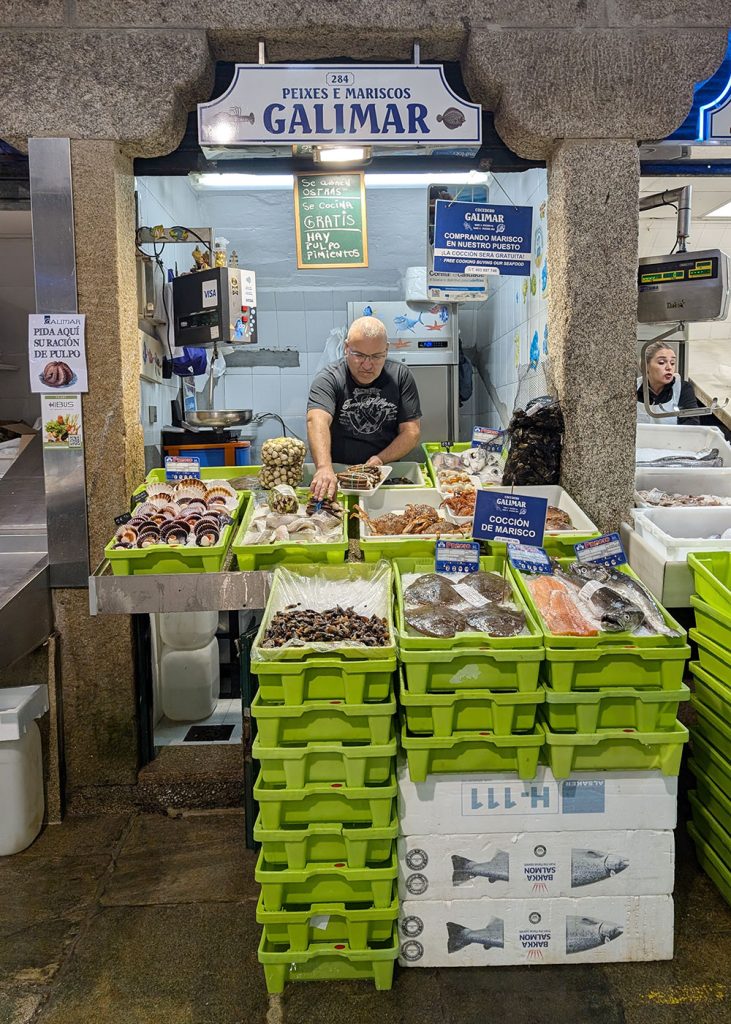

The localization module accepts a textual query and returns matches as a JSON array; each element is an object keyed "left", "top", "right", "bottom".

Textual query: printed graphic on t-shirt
[{"left": 339, "top": 388, "right": 398, "bottom": 435}]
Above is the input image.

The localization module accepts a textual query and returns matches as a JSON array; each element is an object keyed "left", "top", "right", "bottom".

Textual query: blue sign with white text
[
  {"left": 473, "top": 491, "right": 547, "bottom": 545},
  {"left": 574, "top": 532, "right": 627, "bottom": 568},
  {"left": 435, "top": 539, "right": 481, "bottom": 574},
  {"left": 433, "top": 200, "right": 533, "bottom": 277}
]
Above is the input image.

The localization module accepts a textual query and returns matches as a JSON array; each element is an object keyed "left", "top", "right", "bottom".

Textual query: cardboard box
[
  {"left": 398, "top": 830, "right": 675, "bottom": 901},
  {"left": 397, "top": 760, "right": 678, "bottom": 835},
  {"left": 398, "top": 895, "right": 673, "bottom": 966}
]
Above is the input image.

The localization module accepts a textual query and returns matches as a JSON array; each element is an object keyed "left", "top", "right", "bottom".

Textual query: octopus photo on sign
[{"left": 40, "top": 361, "right": 76, "bottom": 388}]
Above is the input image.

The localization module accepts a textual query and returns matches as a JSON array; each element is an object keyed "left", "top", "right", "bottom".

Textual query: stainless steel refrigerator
[{"left": 346, "top": 300, "right": 459, "bottom": 450}]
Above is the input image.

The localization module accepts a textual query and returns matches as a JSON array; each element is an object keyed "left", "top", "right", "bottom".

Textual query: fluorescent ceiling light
[
  {"left": 315, "top": 146, "right": 367, "bottom": 163},
  {"left": 704, "top": 199, "right": 731, "bottom": 219},
  {"left": 191, "top": 170, "right": 489, "bottom": 190},
  {"left": 193, "top": 173, "right": 294, "bottom": 189}
]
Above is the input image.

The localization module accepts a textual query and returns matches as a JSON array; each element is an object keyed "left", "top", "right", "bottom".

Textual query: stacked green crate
[
  {"left": 510, "top": 560, "right": 691, "bottom": 778},
  {"left": 394, "top": 557, "right": 545, "bottom": 782},
  {"left": 251, "top": 563, "right": 400, "bottom": 992},
  {"left": 687, "top": 553, "right": 731, "bottom": 905}
]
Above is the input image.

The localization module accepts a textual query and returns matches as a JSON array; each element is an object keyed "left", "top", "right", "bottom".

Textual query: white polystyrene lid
[{"left": 0, "top": 685, "right": 49, "bottom": 741}]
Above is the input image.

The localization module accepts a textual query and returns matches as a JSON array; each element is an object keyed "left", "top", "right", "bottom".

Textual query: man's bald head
[
  {"left": 347, "top": 316, "right": 388, "bottom": 346},
  {"left": 344, "top": 316, "right": 389, "bottom": 384}
]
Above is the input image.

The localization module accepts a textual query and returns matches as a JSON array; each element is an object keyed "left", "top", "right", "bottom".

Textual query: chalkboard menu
[{"left": 294, "top": 172, "right": 368, "bottom": 270}]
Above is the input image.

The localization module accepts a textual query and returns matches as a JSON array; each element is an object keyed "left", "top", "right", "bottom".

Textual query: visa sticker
[
  {"left": 435, "top": 539, "right": 481, "bottom": 574},
  {"left": 508, "top": 543, "right": 553, "bottom": 574},
  {"left": 165, "top": 455, "right": 201, "bottom": 481},
  {"left": 574, "top": 532, "right": 627, "bottom": 568}
]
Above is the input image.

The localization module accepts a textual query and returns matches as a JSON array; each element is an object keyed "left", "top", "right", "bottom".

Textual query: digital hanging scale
[{"left": 637, "top": 248, "right": 730, "bottom": 324}]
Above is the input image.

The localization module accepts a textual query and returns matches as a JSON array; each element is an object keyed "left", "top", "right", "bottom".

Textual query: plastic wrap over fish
[
  {"left": 254, "top": 560, "right": 395, "bottom": 659},
  {"left": 402, "top": 570, "right": 527, "bottom": 638}
]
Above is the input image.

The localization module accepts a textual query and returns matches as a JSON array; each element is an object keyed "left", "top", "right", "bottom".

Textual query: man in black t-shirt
[{"left": 307, "top": 316, "right": 422, "bottom": 500}]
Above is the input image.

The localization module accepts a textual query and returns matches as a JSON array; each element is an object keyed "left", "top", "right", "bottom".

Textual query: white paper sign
[
  {"left": 28, "top": 313, "right": 87, "bottom": 393},
  {"left": 41, "top": 394, "right": 83, "bottom": 449}
]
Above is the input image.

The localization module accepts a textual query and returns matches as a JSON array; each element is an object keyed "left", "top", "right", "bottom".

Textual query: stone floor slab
[{"left": 0, "top": 816, "right": 129, "bottom": 862}]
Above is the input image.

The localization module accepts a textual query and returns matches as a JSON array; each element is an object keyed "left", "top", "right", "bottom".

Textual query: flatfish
[
  {"left": 465, "top": 606, "right": 526, "bottom": 637},
  {"left": 403, "top": 573, "right": 463, "bottom": 607},
  {"left": 456, "top": 570, "right": 511, "bottom": 604},
  {"left": 405, "top": 605, "right": 467, "bottom": 638}
]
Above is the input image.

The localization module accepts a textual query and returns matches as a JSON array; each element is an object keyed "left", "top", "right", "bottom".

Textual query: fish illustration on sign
[
  {"left": 437, "top": 108, "right": 466, "bottom": 130},
  {"left": 451, "top": 851, "right": 510, "bottom": 886},
  {"left": 565, "top": 916, "right": 623, "bottom": 954},
  {"left": 571, "top": 850, "right": 629, "bottom": 889},
  {"left": 447, "top": 919, "right": 505, "bottom": 953},
  {"left": 393, "top": 312, "right": 425, "bottom": 333},
  {"left": 362, "top": 305, "right": 374, "bottom": 316}
]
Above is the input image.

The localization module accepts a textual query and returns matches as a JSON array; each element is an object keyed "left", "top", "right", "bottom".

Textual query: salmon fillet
[{"left": 527, "top": 575, "right": 598, "bottom": 636}]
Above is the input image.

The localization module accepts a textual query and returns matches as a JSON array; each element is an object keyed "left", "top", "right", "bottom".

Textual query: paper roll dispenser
[{"left": 172, "top": 267, "right": 258, "bottom": 347}]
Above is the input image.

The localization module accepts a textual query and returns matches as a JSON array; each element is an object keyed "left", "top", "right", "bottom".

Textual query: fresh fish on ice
[
  {"left": 465, "top": 606, "right": 526, "bottom": 637},
  {"left": 446, "top": 919, "right": 505, "bottom": 953},
  {"left": 635, "top": 447, "right": 722, "bottom": 468},
  {"left": 452, "top": 852, "right": 510, "bottom": 886},
  {"left": 403, "top": 573, "right": 463, "bottom": 608},
  {"left": 405, "top": 605, "right": 467, "bottom": 638},
  {"left": 571, "top": 850, "right": 629, "bottom": 888},
  {"left": 565, "top": 916, "right": 623, "bottom": 954},
  {"left": 567, "top": 562, "right": 680, "bottom": 638},
  {"left": 553, "top": 565, "right": 644, "bottom": 633}
]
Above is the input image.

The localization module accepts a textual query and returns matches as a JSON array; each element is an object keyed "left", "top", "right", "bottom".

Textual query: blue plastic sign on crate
[
  {"left": 507, "top": 543, "right": 553, "bottom": 574},
  {"left": 432, "top": 200, "right": 533, "bottom": 277},
  {"left": 435, "top": 539, "right": 481, "bottom": 574},
  {"left": 574, "top": 532, "right": 627, "bottom": 568},
  {"left": 472, "top": 426, "right": 504, "bottom": 451},
  {"left": 472, "top": 490, "right": 547, "bottom": 545},
  {"left": 165, "top": 455, "right": 201, "bottom": 481}
]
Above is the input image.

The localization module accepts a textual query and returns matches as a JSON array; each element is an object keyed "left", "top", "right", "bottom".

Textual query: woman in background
[{"left": 636, "top": 342, "right": 701, "bottom": 425}]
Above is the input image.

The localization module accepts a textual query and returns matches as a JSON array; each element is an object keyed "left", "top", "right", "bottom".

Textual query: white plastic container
[
  {"left": 635, "top": 468, "right": 731, "bottom": 506},
  {"left": 630, "top": 506, "right": 731, "bottom": 561},
  {"left": 488, "top": 485, "right": 598, "bottom": 537},
  {"left": 0, "top": 685, "right": 49, "bottom": 856},
  {"left": 636, "top": 423, "right": 731, "bottom": 467},
  {"left": 357, "top": 487, "right": 447, "bottom": 542},
  {"left": 158, "top": 611, "right": 219, "bottom": 651},
  {"left": 160, "top": 638, "right": 220, "bottom": 722}
]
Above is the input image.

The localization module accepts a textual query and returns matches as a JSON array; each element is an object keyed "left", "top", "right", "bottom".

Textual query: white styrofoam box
[
  {"left": 636, "top": 423, "right": 731, "bottom": 467},
  {"left": 396, "top": 760, "right": 678, "bottom": 835},
  {"left": 635, "top": 468, "right": 731, "bottom": 506},
  {"left": 158, "top": 611, "right": 219, "bottom": 651},
  {"left": 397, "top": 830, "right": 675, "bottom": 901},
  {"left": 0, "top": 685, "right": 49, "bottom": 741},
  {"left": 630, "top": 506, "right": 731, "bottom": 561},
  {"left": 487, "top": 485, "right": 597, "bottom": 536},
  {"left": 398, "top": 895, "right": 674, "bottom": 967},
  {"left": 160, "top": 638, "right": 220, "bottom": 722}
]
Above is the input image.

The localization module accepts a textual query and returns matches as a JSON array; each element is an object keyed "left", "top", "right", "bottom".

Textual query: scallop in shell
[
  {"left": 194, "top": 520, "right": 220, "bottom": 547},
  {"left": 133, "top": 502, "right": 157, "bottom": 518},
  {"left": 160, "top": 520, "right": 190, "bottom": 547},
  {"left": 205, "top": 482, "right": 236, "bottom": 502},
  {"left": 175, "top": 477, "right": 207, "bottom": 496},
  {"left": 136, "top": 525, "right": 160, "bottom": 547},
  {"left": 146, "top": 482, "right": 174, "bottom": 502},
  {"left": 114, "top": 524, "right": 138, "bottom": 545}
]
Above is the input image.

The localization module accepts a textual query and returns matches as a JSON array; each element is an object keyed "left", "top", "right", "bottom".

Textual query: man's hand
[
  {"left": 311, "top": 465, "right": 338, "bottom": 501},
  {"left": 365, "top": 455, "right": 384, "bottom": 468}
]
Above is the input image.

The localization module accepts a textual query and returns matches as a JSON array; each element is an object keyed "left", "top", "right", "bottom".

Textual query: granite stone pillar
[
  {"left": 52, "top": 142, "right": 144, "bottom": 804},
  {"left": 546, "top": 139, "right": 640, "bottom": 532}
]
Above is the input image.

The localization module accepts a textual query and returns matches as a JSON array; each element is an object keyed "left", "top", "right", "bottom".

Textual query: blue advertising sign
[
  {"left": 472, "top": 490, "right": 547, "bottom": 545},
  {"left": 574, "top": 532, "right": 627, "bottom": 568},
  {"left": 435, "top": 539, "right": 481, "bottom": 574},
  {"left": 165, "top": 455, "right": 201, "bottom": 481},
  {"left": 432, "top": 200, "right": 533, "bottom": 277}
]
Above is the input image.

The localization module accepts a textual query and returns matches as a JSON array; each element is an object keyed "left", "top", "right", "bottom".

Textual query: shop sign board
[
  {"left": 198, "top": 64, "right": 481, "bottom": 148},
  {"left": 433, "top": 201, "right": 533, "bottom": 277},
  {"left": 472, "top": 491, "right": 547, "bottom": 546},
  {"left": 28, "top": 313, "right": 87, "bottom": 393},
  {"left": 294, "top": 173, "right": 368, "bottom": 269},
  {"left": 41, "top": 394, "right": 83, "bottom": 450}
]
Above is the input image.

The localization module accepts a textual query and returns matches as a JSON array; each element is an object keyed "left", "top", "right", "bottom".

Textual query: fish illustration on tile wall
[
  {"left": 565, "top": 916, "right": 623, "bottom": 954},
  {"left": 451, "top": 851, "right": 510, "bottom": 886},
  {"left": 447, "top": 919, "right": 505, "bottom": 954},
  {"left": 530, "top": 331, "right": 540, "bottom": 370},
  {"left": 571, "top": 850, "right": 629, "bottom": 888},
  {"left": 394, "top": 312, "right": 425, "bottom": 333}
]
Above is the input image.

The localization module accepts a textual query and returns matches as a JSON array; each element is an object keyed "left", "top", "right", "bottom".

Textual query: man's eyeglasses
[{"left": 348, "top": 349, "right": 388, "bottom": 364}]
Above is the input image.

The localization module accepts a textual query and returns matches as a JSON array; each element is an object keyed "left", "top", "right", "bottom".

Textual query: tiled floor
[{"left": 154, "top": 697, "right": 242, "bottom": 747}]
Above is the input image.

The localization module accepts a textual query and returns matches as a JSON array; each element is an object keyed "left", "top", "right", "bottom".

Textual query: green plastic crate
[
  {"left": 690, "top": 629, "right": 731, "bottom": 690},
  {"left": 254, "top": 774, "right": 397, "bottom": 830},
  {"left": 104, "top": 487, "right": 247, "bottom": 576},
  {"left": 400, "top": 720, "right": 543, "bottom": 782},
  {"left": 539, "top": 720, "right": 689, "bottom": 778},
  {"left": 258, "top": 929, "right": 398, "bottom": 994},
  {"left": 399, "top": 674, "right": 543, "bottom": 737},
  {"left": 688, "top": 792, "right": 731, "bottom": 873},
  {"left": 512, "top": 560, "right": 687, "bottom": 649},
  {"left": 232, "top": 487, "right": 348, "bottom": 570},
  {"left": 251, "top": 691, "right": 397, "bottom": 746},
  {"left": 144, "top": 466, "right": 260, "bottom": 484},
  {"left": 256, "top": 889, "right": 399, "bottom": 951},
  {"left": 688, "top": 761, "right": 731, "bottom": 837},
  {"left": 690, "top": 662, "right": 731, "bottom": 728},
  {"left": 255, "top": 847, "right": 397, "bottom": 911},
  {"left": 687, "top": 822, "right": 731, "bottom": 909},
  {"left": 690, "top": 732, "right": 731, "bottom": 800},
  {"left": 253, "top": 814, "right": 398, "bottom": 870},
  {"left": 542, "top": 643, "right": 690, "bottom": 691},
  {"left": 690, "top": 595, "right": 731, "bottom": 652},
  {"left": 252, "top": 656, "right": 396, "bottom": 704},
  {"left": 688, "top": 551, "right": 731, "bottom": 613},
  {"left": 252, "top": 562, "right": 397, "bottom": 662},
  {"left": 542, "top": 683, "right": 690, "bottom": 733},
  {"left": 252, "top": 733, "right": 397, "bottom": 788},
  {"left": 399, "top": 645, "right": 543, "bottom": 694},
  {"left": 691, "top": 695, "right": 731, "bottom": 759},
  {"left": 394, "top": 556, "right": 543, "bottom": 651}
]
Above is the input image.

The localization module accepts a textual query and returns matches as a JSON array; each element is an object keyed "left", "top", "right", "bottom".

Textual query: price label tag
[
  {"left": 472, "top": 426, "right": 505, "bottom": 452},
  {"left": 165, "top": 455, "right": 201, "bottom": 481},
  {"left": 114, "top": 511, "right": 132, "bottom": 526},
  {"left": 507, "top": 542, "right": 553, "bottom": 574},
  {"left": 472, "top": 491, "right": 547, "bottom": 546},
  {"left": 132, "top": 489, "right": 148, "bottom": 506},
  {"left": 435, "top": 539, "right": 481, "bottom": 574},
  {"left": 574, "top": 532, "right": 627, "bottom": 568}
]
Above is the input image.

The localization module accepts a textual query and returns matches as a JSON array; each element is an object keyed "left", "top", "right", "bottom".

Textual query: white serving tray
[
  {"left": 635, "top": 468, "right": 731, "bottom": 506},
  {"left": 357, "top": 487, "right": 458, "bottom": 541},
  {"left": 335, "top": 464, "right": 392, "bottom": 496}
]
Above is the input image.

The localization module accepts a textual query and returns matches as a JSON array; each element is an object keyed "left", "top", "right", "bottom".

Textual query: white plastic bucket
[
  {"left": 0, "top": 685, "right": 48, "bottom": 856},
  {"left": 160, "top": 638, "right": 220, "bottom": 722},
  {"left": 158, "top": 611, "right": 219, "bottom": 651}
]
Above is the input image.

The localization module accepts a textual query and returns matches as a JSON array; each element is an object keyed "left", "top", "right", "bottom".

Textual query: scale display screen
[{"left": 638, "top": 256, "right": 719, "bottom": 289}]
